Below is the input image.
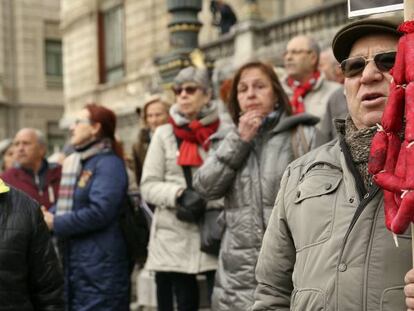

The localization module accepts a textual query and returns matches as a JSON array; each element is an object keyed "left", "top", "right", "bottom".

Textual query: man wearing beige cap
[{"left": 253, "top": 16, "right": 410, "bottom": 310}]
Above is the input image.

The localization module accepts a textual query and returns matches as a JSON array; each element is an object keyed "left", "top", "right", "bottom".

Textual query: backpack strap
[{"left": 174, "top": 135, "right": 193, "bottom": 188}]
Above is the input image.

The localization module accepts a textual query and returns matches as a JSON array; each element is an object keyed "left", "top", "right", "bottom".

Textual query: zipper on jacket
[
  {"left": 337, "top": 133, "right": 381, "bottom": 249},
  {"left": 335, "top": 134, "right": 380, "bottom": 310},
  {"left": 341, "top": 185, "right": 380, "bottom": 249},
  {"left": 335, "top": 185, "right": 380, "bottom": 311},
  {"left": 35, "top": 173, "right": 43, "bottom": 195},
  {"left": 250, "top": 145, "right": 266, "bottom": 233}
]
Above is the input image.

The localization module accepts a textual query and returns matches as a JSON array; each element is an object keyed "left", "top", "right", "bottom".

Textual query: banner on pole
[{"left": 348, "top": 0, "right": 403, "bottom": 18}]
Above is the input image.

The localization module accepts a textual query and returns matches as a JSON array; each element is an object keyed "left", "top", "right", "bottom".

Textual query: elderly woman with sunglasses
[
  {"left": 140, "top": 66, "right": 224, "bottom": 311},
  {"left": 252, "top": 16, "right": 412, "bottom": 311},
  {"left": 192, "top": 60, "right": 323, "bottom": 311}
]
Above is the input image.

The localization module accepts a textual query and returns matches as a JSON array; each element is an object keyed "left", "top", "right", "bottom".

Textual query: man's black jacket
[{"left": 0, "top": 186, "right": 64, "bottom": 310}]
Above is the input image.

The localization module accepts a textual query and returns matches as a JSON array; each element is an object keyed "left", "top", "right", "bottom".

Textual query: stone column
[{"left": 232, "top": 0, "right": 263, "bottom": 67}]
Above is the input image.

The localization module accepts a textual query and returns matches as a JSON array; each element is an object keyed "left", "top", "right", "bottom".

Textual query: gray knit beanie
[{"left": 173, "top": 66, "right": 210, "bottom": 91}]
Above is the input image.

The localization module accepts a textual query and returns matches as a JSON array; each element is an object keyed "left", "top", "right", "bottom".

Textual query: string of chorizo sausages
[{"left": 368, "top": 21, "right": 414, "bottom": 234}]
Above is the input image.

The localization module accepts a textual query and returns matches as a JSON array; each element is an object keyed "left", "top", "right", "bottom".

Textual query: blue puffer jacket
[{"left": 53, "top": 152, "right": 129, "bottom": 311}]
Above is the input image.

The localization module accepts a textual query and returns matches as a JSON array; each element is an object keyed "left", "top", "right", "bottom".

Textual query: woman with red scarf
[{"left": 140, "top": 66, "right": 223, "bottom": 311}]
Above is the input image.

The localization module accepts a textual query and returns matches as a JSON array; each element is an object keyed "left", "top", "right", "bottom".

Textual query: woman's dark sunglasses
[
  {"left": 172, "top": 85, "right": 199, "bottom": 96},
  {"left": 340, "top": 51, "right": 396, "bottom": 78}
]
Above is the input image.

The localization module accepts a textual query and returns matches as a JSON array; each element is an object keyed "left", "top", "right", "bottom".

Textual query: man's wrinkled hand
[{"left": 405, "top": 268, "right": 414, "bottom": 310}]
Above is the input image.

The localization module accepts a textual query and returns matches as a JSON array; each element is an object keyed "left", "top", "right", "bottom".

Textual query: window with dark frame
[
  {"left": 45, "top": 39, "right": 63, "bottom": 77},
  {"left": 98, "top": 4, "right": 125, "bottom": 84}
]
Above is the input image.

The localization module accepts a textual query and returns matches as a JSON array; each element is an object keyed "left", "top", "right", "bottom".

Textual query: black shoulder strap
[{"left": 175, "top": 135, "right": 193, "bottom": 189}]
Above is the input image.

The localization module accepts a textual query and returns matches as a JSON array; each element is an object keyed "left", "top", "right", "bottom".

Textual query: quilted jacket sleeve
[
  {"left": 252, "top": 166, "right": 295, "bottom": 310},
  {"left": 193, "top": 130, "right": 251, "bottom": 200},
  {"left": 28, "top": 200, "right": 64, "bottom": 311}
]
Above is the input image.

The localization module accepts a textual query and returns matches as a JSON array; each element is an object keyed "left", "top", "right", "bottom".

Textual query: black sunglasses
[
  {"left": 340, "top": 51, "right": 396, "bottom": 78},
  {"left": 172, "top": 85, "right": 200, "bottom": 96}
]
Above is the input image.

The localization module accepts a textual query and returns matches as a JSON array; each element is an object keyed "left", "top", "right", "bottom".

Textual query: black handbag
[
  {"left": 180, "top": 165, "right": 223, "bottom": 256},
  {"left": 119, "top": 192, "right": 153, "bottom": 266},
  {"left": 175, "top": 135, "right": 223, "bottom": 255}
]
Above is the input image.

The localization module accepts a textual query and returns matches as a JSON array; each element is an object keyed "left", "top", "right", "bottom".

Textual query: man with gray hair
[
  {"left": 319, "top": 47, "right": 344, "bottom": 84},
  {"left": 282, "top": 35, "right": 341, "bottom": 126},
  {"left": 318, "top": 47, "right": 349, "bottom": 140},
  {"left": 1, "top": 128, "right": 61, "bottom": 210}
]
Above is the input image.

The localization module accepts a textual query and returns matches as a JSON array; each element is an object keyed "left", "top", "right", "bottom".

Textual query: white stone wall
[
  {"left": 61, "top": 0, "right": 172, "bottom": 151},
  {"left": 0, "top": 0, "right": 63, "bottom": 140},
  {"left": 62, "top": 10, "right": 99, "bottom": 113},
  {"left": 13, "top": 0, "right": 63, "bottom": 106},
  {"left": 0, "top": 1, "right": 5, "bottom": 103}
]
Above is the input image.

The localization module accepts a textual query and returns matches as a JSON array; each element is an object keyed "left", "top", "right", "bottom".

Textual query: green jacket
[{"left": 253, "top": 135, "right": 411, "bottom": 311}]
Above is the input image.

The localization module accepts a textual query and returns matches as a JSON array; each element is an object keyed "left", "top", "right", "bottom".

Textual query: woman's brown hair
[
  {"left": 85, "top": 103, "right": 124, "bottom": 158},
  {"left": 227, "top": 61, "right": 291, "bottom": 125}
]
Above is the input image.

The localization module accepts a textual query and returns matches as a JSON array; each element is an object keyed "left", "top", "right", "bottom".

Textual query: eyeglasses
[
  {"left": 283, "top": 49, "right": 312, "bottom": 57},
  {"left": 73, "top": 118, "right": 91, "bottom": 126},
  {"left": 172, "top": 85, "right": 200, "bottom": 96},
  {"left": 340, "top": 51, "right": 396, "bottom": 78}
]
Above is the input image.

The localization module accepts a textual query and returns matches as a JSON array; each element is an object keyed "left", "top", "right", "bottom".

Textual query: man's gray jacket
[{"left": 253, "top": 134, "right": 411, "bottom": 311}]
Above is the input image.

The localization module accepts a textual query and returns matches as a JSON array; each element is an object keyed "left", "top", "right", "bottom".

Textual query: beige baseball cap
[{"left": 332, "top": 16, "right": 402, "bottom": 63}]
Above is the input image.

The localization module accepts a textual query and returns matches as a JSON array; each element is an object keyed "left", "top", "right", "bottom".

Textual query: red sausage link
[
  {"left": 384, "top": 133, "right": 401, "bottom": 172},
  {"left": 368, "top": 131, "right": 388, "bottom": 175},
  {"left": 406, "top": 33, "right": 414, "bottom": 82},
  {"left": 382, "top": 84, "right": 405, "bottom": 133},
  {"left": 384, "top": 190, "right": 399, "bottom": 231},
  {"left": 394, "top": 141, "right": 407, "bottom": 179},
  {"left": 373, "top": 172, "right": 404, "bottom": 193},
  {"left": 405, "top": 144, "right": 414, "bottom": 189},
  {"left": 393, "top": 35, "right": 406, "bottom": 85},
  {"left": 405, "top": 83, "right": 414, "bottom": 141},
  {"left": 391, "top": 190, "right": 414, "bottom": 234}
]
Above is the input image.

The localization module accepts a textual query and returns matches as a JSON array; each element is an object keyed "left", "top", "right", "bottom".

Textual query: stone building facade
[
  {"left": 0, "top": 0, "right": 64, "bottom": 153},
  {"left": 61, "top": 0, "right": 349, "bottom": 154},
  {"left": 61, "top": 0, "right": 171, "bottom": 148}
]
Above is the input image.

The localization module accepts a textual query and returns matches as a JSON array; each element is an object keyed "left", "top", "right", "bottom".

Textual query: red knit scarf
[
  {"left": 287, "top": 70, "right": 321, "bottom": 114},
  {"left": 169, "top": 117, "right": 220, "bottom": 166}
]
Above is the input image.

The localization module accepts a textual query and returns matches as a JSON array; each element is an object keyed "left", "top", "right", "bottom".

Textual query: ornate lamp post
[
  {"left": 242, "top": 0, "right": 261, "bottom": 21},
  {"left": 156, "top": 0, "right": 202, "bottom": 85}
]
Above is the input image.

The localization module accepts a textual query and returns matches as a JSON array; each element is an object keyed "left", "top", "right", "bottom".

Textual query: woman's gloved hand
[{"left": 176, "top": 188, "right": 206, "bottom": 223}]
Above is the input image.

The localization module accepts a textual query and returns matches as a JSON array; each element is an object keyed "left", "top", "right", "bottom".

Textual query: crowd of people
[{"left": 2, "top": 12, "right": 414, "bottom": 311}]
